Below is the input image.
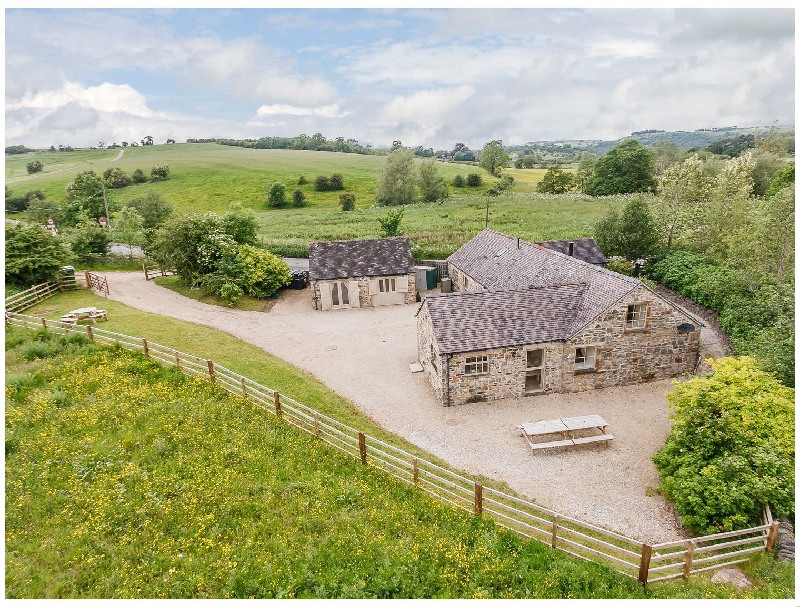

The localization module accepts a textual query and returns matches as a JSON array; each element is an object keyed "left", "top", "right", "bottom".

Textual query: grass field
[
  {"left": 6, "top": 144, "right": 619, "bottom": 258},
  {"left": 5, "top": 327, "right": 793, "bottom": 598}
]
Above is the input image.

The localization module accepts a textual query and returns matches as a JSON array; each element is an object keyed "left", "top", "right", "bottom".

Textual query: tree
[
  {"left": 125, "top": 191, "right": 173, "bottom": 230},
  {"left": 765, "top": 162, "right": 794, "bottom": 198},
  {"left": 103, "top": 167, "right": 131, "bottom": 188},
  {"left": 595, "top": 197, "right": 660, "bottom": 261},
  {"left": 584, "top": 139, "right": 656, "bottom": 196},
  {"left": 536, "top": 167, "right": 574, "bottom": 194},
  {"left": 418, "top": 159, "right": 448, "bottom": 202},
  {"left": 653, "top": 357, "right": 794, "bottom": 534},
  {"left": 496, "top": 174, "right": 515, "bottom": 193},
  {"left": 479, "top": 140, "right": 509, "bottom": 177},
  {"left": 378, "top": 207, "right": 404, "bottom": 237},
  {"left": 26, "top": 160, "right": 43, "bottom": 174},
  {"left": 452, "top": 174, "right": 465, "bottom": 188},
  {"left": 141, "top": 135, "right": 154, "bottom": 146},
  {"left": 375, "top": 148, "right": 416, "bottom": 206},
  {"left": 523, "top": 154, "right": 537, "bottom": 169},
  {"left": 573, "top": 158, "right": 596, "bottom": 193},
  {"left": 340, "top": 192, "right": 355, "bottom": 211},
  {"left": 113, "top": 206, "right": 145, "bottom": 258},
  {"left": 151, "top": 164, "right": 170, "bottom": 180},
  {"left": 69, "top": 215, "right": 111, "bottom": 259},
  {"left": 132, "top": 168, "right": 147, "bottom": 184},
  {"left": 64, "top": 170, "right": 115, "bottom": 227},
  {"left": 5, "top": 223, "right": 67, "bottom": 287},
  {"left": 749, "top": 149, "right": 787, "bottom": 197},
  {"left": 267, "top": 182, "right": 287, "bottom": 208},
  {"left": 222, "top": 202, "right": 259, "bottom": 245},
  {"left": 229, "top": 245, "right": 291, "bottom": 299},
  {"left": 292, "top": 189, "right": 307, "bottom": 207},
  {"left": 653, "top": 154, "right": 710, "bottom": 249}
]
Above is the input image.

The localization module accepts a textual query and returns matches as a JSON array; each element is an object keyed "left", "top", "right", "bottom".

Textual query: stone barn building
[
  {"left": 309, "top": 237, "right": 416, "bottom": 310},
  {"left": 417, "top": 229, "right": 701, "bottom": 405}
]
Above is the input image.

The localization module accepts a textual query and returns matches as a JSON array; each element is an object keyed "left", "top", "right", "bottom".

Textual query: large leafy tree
[
  {"left": 375, "top": 148, "right": 417, "bottom": 206},
  {"left": 595, "top": 197, "right": 660, "bottom": 261},
  {"left": 63, "top": 171, "right": 117, "bottom": 226},
  {"left": 536, "top": 167, "right": 574, "bottom": 194},
  {"left": 151, "top": 213, "right": 235, "bottom": 283},
  {"left": 125, "top": 192, "right": 173, "bottom": 230},
  {"left": 5, "top": 223, "right": 68, "bottom": 287},
  {"left": 479, "top": 140, "right": 509, "bottom": 177},
  {"left": 418, "top": 159, "right": 448, "bottom": 203},
  {"left": 585, "top": 139, "right": 656, "bottom": 196},
  {"left": 653, "top": 357, "right": 794, "bottom": 535},
  {"left": 113, "top": 206, "right": 145, "bottom": 258},
  {"left": 652, "top": 154, "right": 710, "bottom": 249},
  {"left": 222, "top": 202, "right": 259, "bottom": 246}
]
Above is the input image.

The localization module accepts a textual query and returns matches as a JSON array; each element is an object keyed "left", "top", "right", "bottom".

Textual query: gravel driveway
[{"left": 102, "top": 272, "right": 724, "bottom": 544}]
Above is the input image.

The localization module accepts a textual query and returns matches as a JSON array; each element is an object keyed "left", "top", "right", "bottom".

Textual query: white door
[
  {"left": 321, "top": 280, "right": 360, "bottom": 310},
  {"left": 369, "top": 276, "right": 405, "bottom": 306}
]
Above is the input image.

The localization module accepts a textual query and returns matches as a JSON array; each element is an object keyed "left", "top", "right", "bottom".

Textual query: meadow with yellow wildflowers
[{"left": 5, "top": 328, "right": 793, "bottom": 598}]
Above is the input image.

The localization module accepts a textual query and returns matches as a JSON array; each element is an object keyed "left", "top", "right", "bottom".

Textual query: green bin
[
  {"left": 59, "top": 265, "right": 77, "bottom": 290},
  {"left": 425, "top": 267, "right": 438, "bottom": 290}
]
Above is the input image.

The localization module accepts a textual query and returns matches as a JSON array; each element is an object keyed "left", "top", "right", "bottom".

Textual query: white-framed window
[
  {"left": 464, "top": 355, "right": 488, "bottom": 375},
  {"left": 575, "top": 346, "right": 596, "bottom": 370},
  {"left": 626, "top": 303, "right": 648, "bottom": 329},
  {"left": 379, "top": 278, "right": 396, "bottom": 293}
]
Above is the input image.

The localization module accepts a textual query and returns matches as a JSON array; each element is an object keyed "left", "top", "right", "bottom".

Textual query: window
[
  {"left": 525, "top": 348, "right": 544, "bottom": 393},
  {"left": 379, "top": 278, "right": 396, "bottom": 293},
  {"left": 331, "top": 282, "right": 339, "bottom": 306},
  {"left": 626, "top": 303, "right": 647, "bottom": 329},
  {"left": 575, "top": 346, "right": 596, "bottom": 370},
  {"left": 464, "top": 355, "right": 488, "bottom": 375}
]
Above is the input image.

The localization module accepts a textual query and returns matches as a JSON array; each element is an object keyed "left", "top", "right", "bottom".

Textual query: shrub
[
  {"left": 298, "top": 175, "right": 307, "bottom": 185},
  {"left": 497, "top": 174, "right": 515, "bottom": 192},
  {"left": 5, "top": 223, "right": 67, "bottom": 286},
  {"left": 378, "top": 207, "right": 404, "bottom": 237},
  {"left": 466, "top": 173, "right": 482, "bottom": 187},
  {"left": 103, "top": 168, "right": 131, "bottom": 188},
  {"left": 267, "top": 182, "right": 287, "bottom": 208},
  {"left": 452, "top": 174, "right": 465, "bottom": 187},
  {"left": 329, "top": 173, "right": 344, "bottom": 190},
  {"left": 339, "top": 192, "right": 355, "bottom": 211},
  {"left": 26, "top": 160, "right": 43, "bottom": 174},
  {"left": 314, "top": 175, "right": 331, "bottom": 191},
  {"left": 292, "top": 189, "right": 307, "bottom": 208},
  {"left": 150, "top": 165, "right": 170, "bottom": 180},
  {"left": 604, "top": 259, "right": 634, "bottom": 276},
  {"left": 132, "top": 169, "right": 147, "bottom": 184},
  {"left": 653, "top": 357, "right": 795, "bottom": 535}
]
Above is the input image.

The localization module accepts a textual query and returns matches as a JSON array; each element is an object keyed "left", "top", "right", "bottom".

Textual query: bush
[
  {"left": 466, "top": 173, "right": 482, "bottom": 187},
  {"left": 298, "top": 175, "right": 307, "bottom": 185},
  {"left": 103, "top": 167, "right": 131, "bottom": 188},
  {"left": 653, "top": 357, "right": 795, "bottom": 535},
  {"left": 339, "top": 192, "right": 355, "bottom": 211},
  {"left": 452, "top": 174, "right": 465, "bottom": 187},
  {"left": 26, "top": 160, "right": 43, "bottom": 174},
  {"left": 132, "top": 169, "right": 147, "bottom": 184},
  {"left": 314, "top": 175, "right": 330, "bottom": 191},
  {"left": 329, "top": 173, "right": 344, "bottom": 190},
  {"left": 150, "top": 165, "right": 170, "bottom": 180},
  {"left": 497, "top": 174, "right": 515, "bottom": 192},
  {"left": 292, "top": 189, "right": 307, "bottom": 208},
  {"left": 5, "top": 223, "right": 67, "bottom": 286},
  {"left": 378, "top": 207, "right": 404, "bottom": 237},
  {"left": 267, "top": 182, "right": 287, "bottom": 208},
  {"left": 604, "top": 259, "right": 634, "bottom": 276}
]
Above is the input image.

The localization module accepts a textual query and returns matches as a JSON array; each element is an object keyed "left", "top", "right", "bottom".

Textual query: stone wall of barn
[
  {"left": 447, "top": 263, "right": 485, "bottom": 292},
  {"left": 311, "top": 273, "right": 415, "bottom": 309},
  {"left": 560, "top": 284, "right": 701, "bottom": 392},
  {"left": 418, "top": 284, "right": 701, "bottom": 405}
]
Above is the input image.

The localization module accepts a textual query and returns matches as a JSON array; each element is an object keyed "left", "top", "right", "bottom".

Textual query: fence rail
[
  {"left": 4, "top": 307, "right": 778, "bottom": 585},
  {"left": 142, "top": 260, "right": 176, "bottom": 281},
  {"left": 85, "top": 271, "right": 110, "bottom": 296}
]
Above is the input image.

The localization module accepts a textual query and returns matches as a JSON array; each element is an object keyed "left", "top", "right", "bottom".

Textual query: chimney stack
[
  {"left": 517, "top": 237, "right": 520, "bottom": 249},
  {"left": 568, "top": 241, "right": 574, "bottom": 256}
]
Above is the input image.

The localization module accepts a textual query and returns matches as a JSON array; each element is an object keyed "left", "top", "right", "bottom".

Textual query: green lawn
[
  {"left": 6, "top": 144, "right": 622, "bottom": 259},
  {"left": 5, "top": 328, "right": 793, "bottom": 598}
]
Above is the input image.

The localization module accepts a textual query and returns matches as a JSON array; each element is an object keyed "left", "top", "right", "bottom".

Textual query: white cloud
[
  {"left": 380, "top": 85, "right": 474, "bottom": 122},
  {"left": 256, "top": 104, "right": 346, "bottom": 118}
]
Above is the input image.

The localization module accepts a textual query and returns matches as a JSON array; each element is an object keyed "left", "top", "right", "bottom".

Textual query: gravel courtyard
[{"left": 103, "top": 272, "right": 724, "bottom": 544}]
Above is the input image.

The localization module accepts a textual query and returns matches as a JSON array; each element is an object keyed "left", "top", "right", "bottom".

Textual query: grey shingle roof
[
  {"left": 425, "top": 284, "right": 587, "bottom": 354},
  {"left": 447, "top": 229, "right": 639, "bottom": 332},
  {"left": 308, "top": 237, "right": 414, "bottom": 281},
  {"left": 535, "top": 237, "right": 608, "bottom": 265}
]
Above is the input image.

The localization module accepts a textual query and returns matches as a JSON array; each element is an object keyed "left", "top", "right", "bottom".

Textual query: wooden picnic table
[
  {"left": 62, "top": 307, "right": 108, "bottom": 327},
  {"left": 517, "top": 414, "right": 613, "bottom": 452}
]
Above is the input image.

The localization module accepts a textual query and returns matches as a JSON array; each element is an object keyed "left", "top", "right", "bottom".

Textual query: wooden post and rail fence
[{"left": 4, "top": 283, "right": 783, "bottom": 585}]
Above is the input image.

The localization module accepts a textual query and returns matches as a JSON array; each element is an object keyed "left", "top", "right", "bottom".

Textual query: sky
[{"left": 4, "top": 7, "right": 795, "bottom": 151}]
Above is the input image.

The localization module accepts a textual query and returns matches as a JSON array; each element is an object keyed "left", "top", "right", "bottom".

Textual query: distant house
[
  {"left": 417, "top": 229, "right": 701, "bottom": 405},
  {"left": 535, "top": 237, "right": 607, "bottom": 266},
  {"left": 309, "top": 237, "right": 416, "bottom": 310}
]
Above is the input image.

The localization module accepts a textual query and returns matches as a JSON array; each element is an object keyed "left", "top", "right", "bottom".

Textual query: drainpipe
[{"left": 444, "top": 354, "right": 451, "bottom": 406}]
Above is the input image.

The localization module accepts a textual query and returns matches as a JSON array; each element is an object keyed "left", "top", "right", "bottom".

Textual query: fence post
[
  {"left": 41, "top": 318, "right": 47, "bottom": 330},
  {"left": 765, "top": 521, "right": 781, "bottom": 551},
  {"left": 175, "top": 352, "right": 180, "bottom": 370},
  {"left": 274, "top": 391, "right": 281, "bottom": 417},
  {"left": 86, "top": 326, "right": 93, "bottom": 341},
  {"left": 142, "top": 339, "right": 149, "bottom": 357},
  {"left": 207, "top": 360, "right": 215, "bottom": 382},
  {"left": 638, "top": 544, "right": 652, "bottom": 586},
  {"left": 358, "top": 432, "right": 367, "bottom": 464},
  {"left": 682, "top": 541, "right": 695, "bottom": 579},
  {"left": 551, "top": 515, "right": 559, "bottom": 549},
  {"left": 22, "top": 316, "right": 28, "bottom": 329},
  {"left": 413, "top": 458, "right": 419, "bottom": 486},
  {"left": 241, "top": 377, "right": 247, "bottom": 399},
  {"left": 143, "top": 261, "right": 150, "bottom": 281},
  {"left": 313, "top": 413, "right": 320, "bottom": 436},
  {"left": 474, "top": 482, "right": 483, "bottom": 515}
]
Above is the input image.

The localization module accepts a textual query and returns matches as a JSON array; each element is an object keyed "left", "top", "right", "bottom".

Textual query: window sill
[{"left": 574, "top": 368, "right": 597, "bottom": 375}]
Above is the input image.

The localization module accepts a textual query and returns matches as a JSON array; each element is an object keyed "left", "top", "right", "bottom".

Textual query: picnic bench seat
[
  {"left": 572, "top": 433, "right": 614, "bottom": 446},
  {"left": 529, "top": 438, "right": 575, "bottom": 451},
  {"left": 527, "top": 434, "right": 614, "bottom": 451},
  {"left": 60, "top": 314, "right": 78, "bottom": 327},
  {"left": 88, "top": 309, "right": 108, "bottom": 321}
]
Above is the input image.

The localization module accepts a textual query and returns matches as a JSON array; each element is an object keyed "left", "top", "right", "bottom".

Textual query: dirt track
[{"left": 102, "top": 272, "right": 725, "bottom": 543}]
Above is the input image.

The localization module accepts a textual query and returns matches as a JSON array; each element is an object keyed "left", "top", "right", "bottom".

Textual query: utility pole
[{"left": 101, "top": 179, "right": 111, "bottom": 230}]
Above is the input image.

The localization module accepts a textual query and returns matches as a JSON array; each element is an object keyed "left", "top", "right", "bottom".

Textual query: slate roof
[
  {"left": 535, "top": 237, "right": 608, "bottom": 265},
  {"left": 308, "top": 237, "right": 414, "bottom": 281},
  {"left": 425, "top": 284, "right": 587, "bottom": 355},
  {"left": 447, "top": 229, "right": 640, "bottom": 332}
]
